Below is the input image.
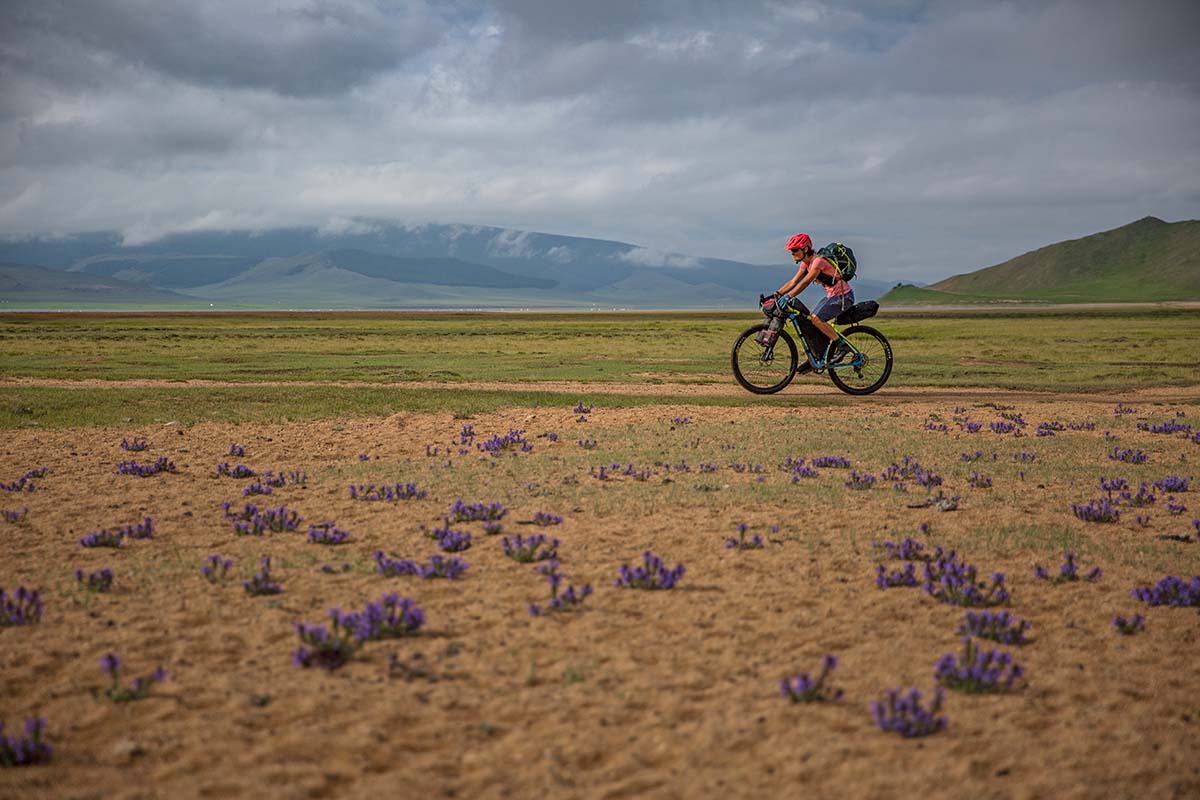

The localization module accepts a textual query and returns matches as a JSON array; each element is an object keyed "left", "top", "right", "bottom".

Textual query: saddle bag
[{"left": 833, "top": 300, "right": 879, "bottom": 326}]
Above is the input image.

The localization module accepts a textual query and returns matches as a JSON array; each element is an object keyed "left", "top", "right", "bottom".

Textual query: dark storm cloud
[
  {"left": 2, "top": 0, "right": 447, "bottom": 97},
  {"left": 0, "top": 0, "right": 1197, "bottom": 281}
]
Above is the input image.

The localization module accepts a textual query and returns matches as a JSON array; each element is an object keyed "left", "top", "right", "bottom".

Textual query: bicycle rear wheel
[
  {"left": 828, "top": 325, "right": 892, "bottom": 395},
  {"left": 731, "top": 324, "right": 798, "bottom": 394}
]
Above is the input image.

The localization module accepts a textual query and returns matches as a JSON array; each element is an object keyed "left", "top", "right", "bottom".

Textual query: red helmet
[{"left": 785, "top": 233, "right": 812, "bottom": 252}]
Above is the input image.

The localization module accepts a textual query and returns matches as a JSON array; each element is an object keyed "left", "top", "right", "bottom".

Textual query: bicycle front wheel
[
  {"left": 828, "top": 325, "right": 893, "bottom": 395},
  {"left": 731, "top": 324, "right": 798, "bottom": 394}
]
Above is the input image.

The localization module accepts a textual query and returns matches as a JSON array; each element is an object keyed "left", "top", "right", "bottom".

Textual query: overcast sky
[{"left": 2, "top": 0, "right": 1198, "bottom": 282}]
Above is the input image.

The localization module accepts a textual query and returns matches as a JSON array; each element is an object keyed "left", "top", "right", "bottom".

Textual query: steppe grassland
[
  {"left": 1, "top": 309, "right": 1199, "bottom": 797},
  {"left": 1, "top": 308, "right": 1198, "bottom": 392}
]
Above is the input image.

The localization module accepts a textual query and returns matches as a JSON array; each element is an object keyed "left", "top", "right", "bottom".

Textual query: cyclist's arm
[{"left": 777, "top": 262, "right": 823, "bottom": 297}]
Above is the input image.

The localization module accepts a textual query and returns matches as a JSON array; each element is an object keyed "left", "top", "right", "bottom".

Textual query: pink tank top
[{"left": 812, "top": 256, "right": 851, "bottom": 297}]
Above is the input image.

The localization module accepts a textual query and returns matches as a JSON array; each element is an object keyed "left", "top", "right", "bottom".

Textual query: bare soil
[{"left": 1, "top": 394, "right": 1199, "bottom": 799}]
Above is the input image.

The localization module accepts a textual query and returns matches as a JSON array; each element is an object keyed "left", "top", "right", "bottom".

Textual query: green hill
[
  {"left": 0, "top": 262, "right": 205, "bottom": 308},
  {"left": 881, "top": 217, "right": 1200, "bottom": 304}
]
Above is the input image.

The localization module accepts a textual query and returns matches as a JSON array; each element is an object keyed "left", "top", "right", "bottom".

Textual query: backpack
[{"left": 815, "top": 242, "right": 857, "bottom": 285}]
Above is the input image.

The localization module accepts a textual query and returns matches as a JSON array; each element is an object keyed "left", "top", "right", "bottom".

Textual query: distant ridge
[
  {"left": 0, "top": 222, "right": 901, "bottom": 309},
  {"left": 0, "top": 262, "right": 202, "bottom": 307},
  {"left": 881, "top": 216, "right": 1200, "bottom": 304}
]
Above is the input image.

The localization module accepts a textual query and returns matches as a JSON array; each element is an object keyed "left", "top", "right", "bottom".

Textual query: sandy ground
[
  {"left": 1, "top": 393, "right": 1199, "bottom": 799},
  {"left": 5, "top": 376, "right": 1200, "bottom": 404}
]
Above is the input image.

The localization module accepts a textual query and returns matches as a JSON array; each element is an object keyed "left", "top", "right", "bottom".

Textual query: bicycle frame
[{"left": 783, "top": 309, "right": 864, "bottom": 371}]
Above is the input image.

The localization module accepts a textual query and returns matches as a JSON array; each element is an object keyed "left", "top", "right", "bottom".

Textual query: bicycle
[{"left": 731, "top": 295, "right": 893, "bottom": 395}]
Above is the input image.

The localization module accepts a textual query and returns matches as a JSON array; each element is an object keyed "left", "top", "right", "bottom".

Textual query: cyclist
[{"left": 769, "top": 233, "right": 852, "bottom": 365}]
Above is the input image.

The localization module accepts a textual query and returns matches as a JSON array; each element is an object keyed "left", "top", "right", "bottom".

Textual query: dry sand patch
[{"left": 1, "top": 395, "right": 1199, "bottom": 798}]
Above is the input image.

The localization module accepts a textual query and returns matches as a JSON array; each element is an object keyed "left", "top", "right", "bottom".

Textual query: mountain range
[
  {"left": 1, "top": 216, "right": 1195, "bottom": 310},
  {"left": 0, "top": 223, "right": 897, "bottom": 310},
  {"left": 880, "top": 216, "right": 1200, "bottom": 304}
]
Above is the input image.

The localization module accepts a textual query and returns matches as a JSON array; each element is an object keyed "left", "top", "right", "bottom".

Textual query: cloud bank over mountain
[{"left": 1, "top": 0, "right": 1198, "bottom": 283}]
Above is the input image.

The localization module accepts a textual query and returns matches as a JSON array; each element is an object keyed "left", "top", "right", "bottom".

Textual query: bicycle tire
[
  {"left": 731, "top": 323, "right": 798, "bottom": 394},
  {"left": 827, "top": 325, "right": 893, "bottom": 395}
]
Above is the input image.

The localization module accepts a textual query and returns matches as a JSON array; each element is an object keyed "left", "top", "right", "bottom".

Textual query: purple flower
[
  {"left": 1112, "top": 614, "right": 1145, "bottom": 635},
  {"left": 116, "top": 457, "right": 175, "bottom": 477},
  {"left": 529, "top": 560, "right": 592, "bottom": 616},
  {"left": 1033, "top": 553, "right": 1102, "bottom": 583},
  {"left": 243, "top": 557, "right": 282, "bottom": 595},
  {"left": 201, "top": 554, "right": 233, "bottom": 583},
  {"left": 0, "top": 717, "right": 53, "bottom": 766},
  {"left": 871, "top": 687, "right": 946, "bottom": 738},
  {"left": 0, "top": 587, "right": 42, "bottom": 626},
  {"left": 74, "top": 568, "right": 114, "bottom": 593},
  {"left": 615, "top": 551, "right": 685, "bottom": 590},
  {"left": 307, "top": 523, "right": 351, "bottom": 546},
  {"left": 780, "top": 655, "right": 843, "bottom": 703},
  {"left": 502, "top": 534, "right": 559, "bottom": 563},
  {"left": 1131, "top": 575, "right": 1200, "bottom": 607},
  {"left": 935, "top": 638, "right": 1023, "bottom": 693},
  {"left": 957, "top": 610, "right": 1030, "bottom": 645}
]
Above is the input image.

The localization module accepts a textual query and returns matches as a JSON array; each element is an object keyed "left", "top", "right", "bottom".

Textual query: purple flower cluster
[
  {"left": 201, "top": 554, "right": 233, "bottom": 583},
  {"left": 879, "top": 457, "right": 941, "bottom": 489},
  {"left": 990, "top": 421, "right": 1016, "bottom": 435},
  {"left": 1012, "top": 452, "right": 1037, "bottom": 462},
  {"left": 216, "top": 463, "right": 256, "bottom": 478},
  {"left": 957, "top": 610, "right": 1030, "bottom": 645},
  {"left": 100, "top": 654, "right": 167, "bottom": 703},
  {"left": 478, "top": 429, "right": 533, "bottom": 454},
  {"left": 447, "top": 498, "right": 507, "bottom": 523},
  {"left": 871, "top": 687, "right": 947, "bottom": 738},
  {"left": 222, "top": 503, "right": 301, "bottom": 535},
  {"left": 1113, "top": 403, "right": 1135, "bottom": 415},
  {"left": 934, "top": 639, "right": 1023, "bottom": 694},
  {"left": 0, "top": 467, "right": 48, "bottom": 493},
  {"left": 502, "top": 534, "right": 559, "bottom": 563},
  {"left": 923, "top": 553, "right": 1009, "bottom": 607},
  {"left": 292, "top": 621, "right": 360, "bottom": 670},
  {"left": 529, "top": 560, "right": 592, "bottom": 616},
  {"left": 228, "top": 443, "right": 246, "bottom": 457},
  {"left": 725, "top": 522, "right": 764, "bottom": 550},
  {"left": 615, "top": 551, "right": 686, "bottom": 590},
  {"left": 1154, "top": 476, "right": 1189, "bottom": 493},
  {"left": 74, "top": 568, "right": 114, "bottom": 593},
  {"left": 0, "top": 717, "right": 52, "bottom": 767},
  {"left": 79, "top": 528, "right": 124, "bottom": 548},
  {"left": 1112, "top": 614, "right": 1145, "bottom": 635},
  {"left": 811, "top": 455, "right": 851, "bottom": 469},
  {"left": 1108, "top": 447, "right": 1148, "bottom": 465},
  {"left": 431, "top": 525, "right": 471, "bottom": 552},
  {"left": 1067, "top": 421, "right": 1097, "bottom": 431},
  {"left": 1071, "top": 498, "right": 1120, "bottom": 523},
  {"left": 577, "top": 439, "right": 598, "bottom": 449},
  {"left": 2, "top": 507, "right": 28, "bottom": 524},
  {"left": 780, "top": 655, "right": 843, "bottom": 703},
  {"left": 573, "top": 401, "right": 593, "bottom": 414},
  {"left": 120, "top": 436, "right": 149, "bottom": 451},
  {"left": 967, "top": 472, "right": 993, "bottom": 489},
  {"left": 1131, "top": 575, "right": 1200, "bottom": 607},
  {"left": 373, "top": 551, "right": 469, "bottom": 580},
  {"left": 1138, "top": 421, "right": 1192, "bottom": 434},
  {"left": 116, "top": 457, "right": 176, "bottom": 477},
  {"left": 876, "top": 563, "right": 919, "bottom": 588},
  {"left": 307, "top": 523, "right": 351, "bottom": 546},
  {"left": 531, "top": 511, "right": 563, "bottom": 526},
  {"left": 242, "top": 481, "right": 273, "bottom": 496},
  {"left": 845, "top": 470, "right": 876, "bottom": 490},
  {"left": 1033, "top": 553, "right": 1102, "bottom": 583},
  {"left": 331, "top": 593, "right": 425, "bottom": 640},
  {"left": 243, "top": 557, "right": 282, "bottom": 595},
  {"left": 1120, "top": 482, "right": 1156, "bottom": 507},
  {"left": 878, "top": 537, "right": 929, "bottom": 561},
  {"left": 0, "top": 587, "right": 42, "bottom": 626},
  {"left": 348, "top": 482, "right": 427, "bottom": 501}
]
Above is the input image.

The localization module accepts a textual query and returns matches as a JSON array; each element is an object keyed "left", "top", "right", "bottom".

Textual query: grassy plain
[{"left": 1, "top": 309, "right": 1199, "bottom": 430}]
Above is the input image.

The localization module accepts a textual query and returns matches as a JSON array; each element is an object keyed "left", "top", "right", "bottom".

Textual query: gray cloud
[{"left": 1, "top": 0, "right": 1198, "bottom": 283}]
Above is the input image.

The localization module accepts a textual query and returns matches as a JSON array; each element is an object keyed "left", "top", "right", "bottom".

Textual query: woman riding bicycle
[{"left": 770, "top": 233, "right": 852, "bottom": 364}]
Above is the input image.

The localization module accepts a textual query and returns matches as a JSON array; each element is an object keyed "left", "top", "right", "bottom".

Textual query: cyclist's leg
[{"left": 814, "top": 291, "right": 855, "bottom": 360}]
